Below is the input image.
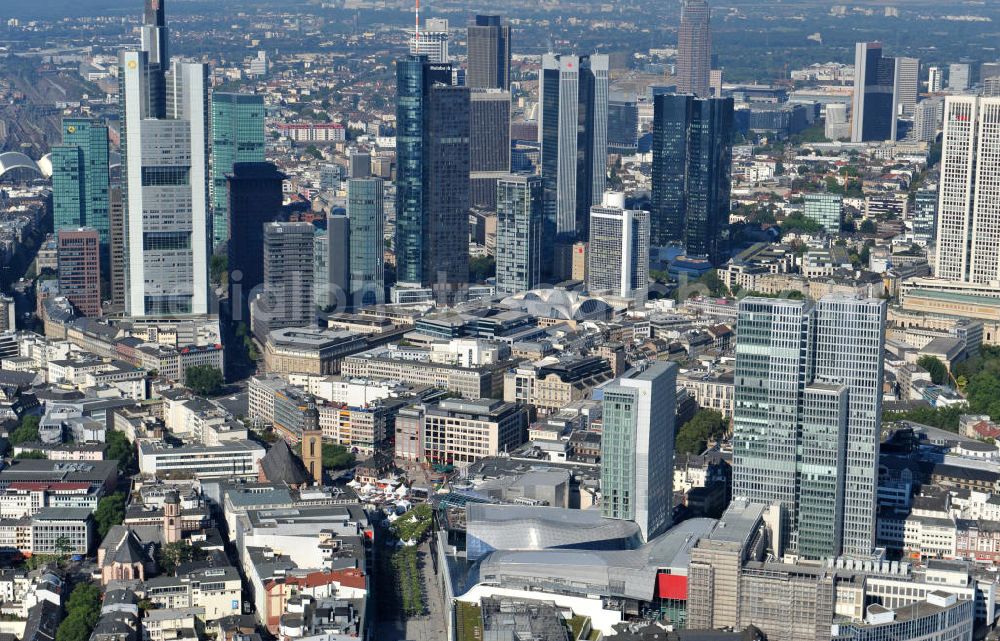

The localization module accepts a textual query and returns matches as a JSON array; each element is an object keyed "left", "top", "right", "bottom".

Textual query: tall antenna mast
[{"left": 414, "top": 0, "right": 420, "bottom": 49}]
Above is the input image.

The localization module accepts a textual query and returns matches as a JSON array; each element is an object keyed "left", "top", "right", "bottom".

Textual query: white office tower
[
  {"left": 600, "top": 361, "right": 677, "bottom": 542},
  {"left": 912, "top": 97, "right": 942, "bottom": 143},
  {"left": 935, "top": 96, "right": 1000, "bottom": 284},
  {"left": 928, "top": 66, "right": 943, "bottom": 93},
  {"left": 949, "top": 63, "right": 971, "bottom": 91},
  {"left": 824, "top": 103, "right": 850, "bottom": 141},
  {"left": 587, "top": 193, "right": 649, "bottom": 306},
  {"left": 732, "top": 296, "right": 886, "bottom": 559},
  {"left": 893, "top": 56, "right": 919, "bottom": 116},
  {"left": 120, "top": 1, "right": 210, "bottom": 318},
  {"left": 409, "top": 18, "right": 449, "bottom": 62}
]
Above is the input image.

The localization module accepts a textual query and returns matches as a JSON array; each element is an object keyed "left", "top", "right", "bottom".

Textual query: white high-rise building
[
  {"left": 949, "top": 63, "right": 971, "bottom": 91},
  {"left": 120, "top": 1, "right": 210, "bottom": 318},
  {"left": 912, "top": 97, "right": 942, "bottom": 142},
  {"left": 935, "top": 96, "right": 1000, "bottom": 283},
  {"left": 586, "top": 193, "right": 649, "bottom": 305},
  {"left": 893, "top": 56, "right": 919, "bottom": 117},
  {"left": 928, "top": 66, "right": 943, "bottom": 93},
  {"left": 409, "top": 18, "right": 449, "bottom": 62}
]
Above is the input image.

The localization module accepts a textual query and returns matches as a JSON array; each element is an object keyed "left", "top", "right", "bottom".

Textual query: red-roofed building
[
  {"left": 263, "top": 569, "right": 367, "bottom": 632},
  {"left": 0, "top": 481, "right": 101, "bottom": 519}
]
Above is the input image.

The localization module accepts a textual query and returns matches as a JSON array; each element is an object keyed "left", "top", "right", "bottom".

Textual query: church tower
[{"left": 301, "top": 402, "right": 323, "bottom": 485}]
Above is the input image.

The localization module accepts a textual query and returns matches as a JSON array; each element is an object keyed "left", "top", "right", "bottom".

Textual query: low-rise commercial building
[{"left": 137, "top": 440, "right": 265, "bottom": 481}]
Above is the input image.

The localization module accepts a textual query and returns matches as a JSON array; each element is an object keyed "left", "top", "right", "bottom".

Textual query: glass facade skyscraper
[
  {"left": 600, "top": 362, "right": 677, "bottom": 543},
  {"left": 51, "top": 118, "right": 110, "bottom": 245},
  {"left": 394, "top": 56, "right": 470, "bottom": 298},
  {"left": 732, "top": 295, "right": 886, "bottom": 559},
  {"left": 227, "top": 162, "right": 285, "bottom": 315},
  {"left": 677, "top": 0, "right": 712, "bottom": 97},
  {"left": 469, "top": 89, "right": 511, "bottom": 210},
  {"left": 851, "top": 42, "right": 897, "bottom": 143},
  {"left": 467, "top": 15, "right": 511, "bottom": 91},
  {"left": 803, "top": 193, "right": 843, "bottom": 235},
  {"left": 347, "top": 178, "right": 386, "bottom": 309},
  {"left": 495, "top": 174, "right": 543, "bottom": 295},
  {"left": 539, "top": 53, "right": 609, "bottom": 252},
  {"left": 651, "top": 94, "right": 733, "bottom": 264},
  {"left": 211, "top": 92, "right": 266, "bottom": 247}
]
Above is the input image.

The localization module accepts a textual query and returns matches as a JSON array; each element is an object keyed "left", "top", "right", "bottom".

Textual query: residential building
[
  {"left": 732, "top": 296, "right": 886, "bottom": 559},
  {"left": 538, "top": 53, "right": 609, "bottom": 276},
  {"left": 495, "top": 175, "right": 543, "bottom": 295},
  {"left": 601, "top": 362, "right": 677, "bottom": 542},
  {"left": 928, "top": 66, "right": 943, "bottom": 93},
  {"left": 935, "top": 96, "right": 1000, "bottom": 284},
  {"left": 57, "top": 228, "right": 102, "bottom": 317},
  {"left": 343, "top": 346, "right": 508, "bottom": 399},
  {"left": 586, "top": 193, "right": 649, "bottom": 305},
  {"left": 852, "top": 42, "right": 898, "bottom": 142},
  {"left": 467, "top": 15, "right": 510, "bottom": 90},
  {"left": 210, "top": 93, "right": 265, "bottom": 247},
  {"left": 676, "top": 0, "right": 712, "bottom": 97},
  {"left": 949, "top": 63, "right": 970, "bottom": 91},
  {"left": 650, "top": 94, "right": 734, "bottom": 264},
  {"left": 347, "top": 178, "right": 385, "bottom": 308}
]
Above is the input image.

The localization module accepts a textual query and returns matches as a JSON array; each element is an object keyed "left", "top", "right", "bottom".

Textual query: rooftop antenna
[{"left": 414, "top": 0, "right": 420, "bottom": 50}]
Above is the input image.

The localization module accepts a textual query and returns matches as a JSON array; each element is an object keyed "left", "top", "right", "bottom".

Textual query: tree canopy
[
  {"left": 9, "top": 415, "right": 40, "bottom": 444},
  {"left": 94, "top": 492, "right": 126, "bottom": 539},
  {"left": 917, "top": 355, "right": 948, "bottom": 386},
  {"left": 675, "top": 410, "right": 729, "bottom": 456},
  {"left": 56, "top": 583, "right": 102, "bottom": 641},
  {"left": 185, "top": 365, "right": 224, "bottom": 396}
]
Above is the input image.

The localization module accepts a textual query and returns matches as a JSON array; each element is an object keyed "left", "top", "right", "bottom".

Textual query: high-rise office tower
[
  {"left": 467, "top": 15, "right": 511, "bottom": 90},
  {"left": 409, "top": 18, "right": 449, "bottom": 62},
  {"left": 51, "top": 118, "right": 110, "bottom": 245},
  {"left": 109, "top": 187, "right": 126, "bottom": 312},
  {"left": 57, "top": 228, "right": 102, "bottom": 318},
  {"left": 210, "top": 93, "right": 265, "bottom": 247},
  {"left": 348, "top": 149, "right": 371, "bottom": 178},
  {"left": 469, "top": 89, "right": 511, "bottom": 209},
  {"left": 495, "top": 174, "right": 543, "bottom": 295},
  {"left": 587, "top": 192, "right": 649, "bottom": 305},
  {"left": 650, "top": 94, "right": 734, "bottom": 264},
  {"left": 949, "top": 63, "right": 971, "bottom": 91},
  {"left": 253, "top": 222, "right": 315, "bottom": 339},
  {"left": 928, "top": 66, "right": 943, "bottom": 93},
  {"left": 314, "top": 213, "right": 350, "bottom": 311},
  {"left": 893, "top": 57, "right": 919, "bottom": 117},
  {"left": 120, "top": 0, "right": 210, "bottom": 318},
  {"left": 347, "top": 178, "right": 386, "bottom": 308},
  {"left": 600, "top": 362, "right": 677, "bottom": 543},
  {"left": 676, "top": 0, "right": 712, "bottom": 97},
  {"left": 851, "top": 42, "right": 897, "bottom": 142},
  {"left": 732, "top": 296, "right": 886, "bottom": 559},
  {"left": 538, "top": 53, "right": 609, "bottom": 262},
  {"left": 607, "top": 99, "right": 639, "bottom": 155},
  {"left": 227, "top": 162, "right": 285, "bottom": 314},
  {"left": 935, "top": 96, "right": 1000, "bottom": 283},
  {"left": 912, "top": 97, "right": 942, "bottom": 142},
  {"left": 394, "top": 56, "right": 470, "bottom": 298}
]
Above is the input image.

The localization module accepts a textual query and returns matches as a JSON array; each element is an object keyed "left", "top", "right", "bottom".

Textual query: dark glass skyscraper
[
  {"left": 651, "top": 94, "right": 733, "bottom": 264},
  {"left": 539, "top": 53, "right": 609, "bottom": 253},
  {"left": 394, "top": 56, "right": 470, "bottom": 297},
  {"left": 51, "top": 118, "right": 110, "bottom": 245},
  {"left": 851, "top": 42, "right": 897, "bottom": 142},
  {"left": 347, "top": 178, "right": 386, "bottom": 308},
  {"left": 677, "top": 0, "right": 712, "bottom": 97},
  {"left": 211, "top": 93, "right": 266, "bottom": 248},
  {"left": 227, "top": 162, "right": 285, "bottom": 315},
  {"left": 469, "top": 89, "right": 511, "bottom": 210},
  {"left": 467, "top": 15, "right": 511, "bottom": 90}
]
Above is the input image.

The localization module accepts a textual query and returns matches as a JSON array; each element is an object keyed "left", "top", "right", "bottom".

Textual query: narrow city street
[{"left": 374, "top": 539, "right": 448, "bottom": 641}]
